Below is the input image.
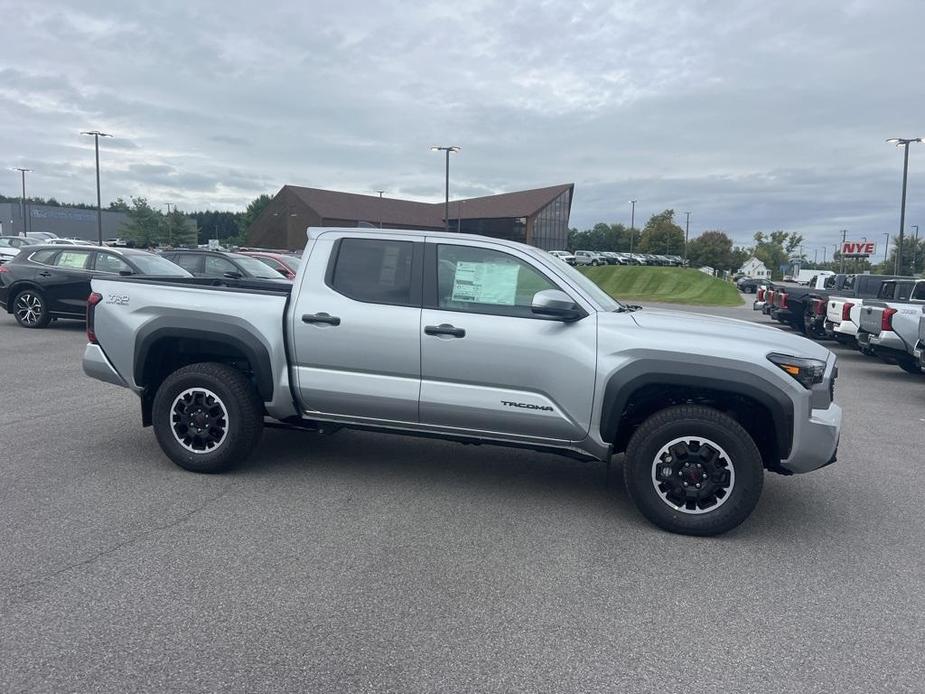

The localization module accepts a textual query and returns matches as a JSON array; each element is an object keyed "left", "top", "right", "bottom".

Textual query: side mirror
[
  {"left": 531, "top": 289, "right": 583, "bottom": 321},
  {"left": 118, "top": 270, "right": 134, "bottom": 276},
  {"left": 223, "top": 271, "right": 243, "bottom": 279}
]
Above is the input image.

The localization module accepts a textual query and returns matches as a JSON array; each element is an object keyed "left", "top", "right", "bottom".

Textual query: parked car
[
  {"left": 0, "top": 245, "right": 192, "bottom": 328},
  {"left": 239, "top": 250, "right": 303, "bottom": 280},
  {"left": 770, "top": 274, "right": 842, "bottom": 332},
  {"left": 160, "top": 249, "right": 292, "bottom": 280},
  {"left": 856, "top": 279, "right": 925, "bottom": 373},
  {"left": 25, "top": 232, "right": 58, "bottom": 243},
  {"left": 630, "top": 253, "right": 649, "bottom": 265},
  {"left": 0, "top": 236, "right": 34, "bottom": 264},
  {"left": 737, "top": 277, "right": 761, "bottom": 293},
  {"left": 44, "top": 238, "right": 92, "bottom": 246},
  {"left": 616, "top": 252, "right": 640, "bottom": 265},
  {"left": 83, "top": 227, "right": 842, "bottom": 536},
  {"left": 547, "top": 250, "right": 577, "bottom": 265},
  {"left": 573, "top": 250, "right": 605, "bottom": 266},
  {"left": 914, "top": 315, "right": 925, "bottom": 370},
  {"left": 599, "top": 252, "right": 624, "bottom": 265}
]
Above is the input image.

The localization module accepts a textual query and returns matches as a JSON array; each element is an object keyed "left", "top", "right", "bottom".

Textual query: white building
[{"left": 738, "top": 257, "right": 770, "bottom": 278}]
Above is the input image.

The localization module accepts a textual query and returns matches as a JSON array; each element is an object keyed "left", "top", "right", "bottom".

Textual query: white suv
[{"left": 574, "top": 250, "right": 605, "bottom": 266}]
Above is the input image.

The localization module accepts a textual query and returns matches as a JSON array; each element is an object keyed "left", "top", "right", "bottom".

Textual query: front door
[
  {"left": 420, "top": 240, "right": 597, "bottom": 442},
  {"left": 290, "top": 234, "right": 423, "bottom": 422}
]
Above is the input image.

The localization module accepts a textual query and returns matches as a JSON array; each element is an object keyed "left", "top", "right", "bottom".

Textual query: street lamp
[
  {"left": 431, "top": 146, "right": 460, "bottom": 232},
  {"left": 81, "top": 130, "right": 113, "bottom": 245},
  {"left": 683, "top": 211, "right": 691, "bottom": 263},
  {"left": 883, "top": 232, "right": 890, "bottom": 265},
  {"left": 886, "top": 137, "right": 923, "bottom": 274},
  {"left": 376, "top": 190, "right": 385, "bottom": 228},
  {"left": 12, "top": 167, "right": 31, "bottom": 236},
  {"left": 629, "top": 200, "right": 637, "bottom": 253},
  {"left": 912, "top": 224, "right": 920, "bottom": 272}
]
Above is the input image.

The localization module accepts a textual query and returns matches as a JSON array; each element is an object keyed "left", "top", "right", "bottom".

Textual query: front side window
[
  {"left": 54, "top": 251, "right": 91, "bottom": 270},
  {"left": 329, "top": 238, "right": 416, "bottom": 305},
  {"left": 204, "top": 255, "right": 239, "bottom": 276},
  {"left": 95, "top": 253, "right": 131, "bottom": 273},
  {"left": 435, "top": 244, "right": 558, "bottom": 318}
]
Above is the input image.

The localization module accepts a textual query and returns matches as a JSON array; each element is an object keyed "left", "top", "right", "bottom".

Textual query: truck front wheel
[
  {"left": 152, "top": 362, "right": 263, "bottom": 473},
  {"left": 623, "top": 405, "right": 764, "bottom": 536}
]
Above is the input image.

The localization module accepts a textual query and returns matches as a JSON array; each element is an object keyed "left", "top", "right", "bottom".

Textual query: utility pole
[
  {"left": 684, "top": 211, "right": 691, "bottom": 263},
  {"left": 822, "top": 246, "right": 827, "bottom": 264},
  {"left": 81, "top": 130, "right": 113, "bottom": 245},
  {"left": 883, "top": 232, "right": 890, "bottom": 265},
  {"left": 912, "top": 224, "right": 920, "bottom": 273},
  {"left": 431, "top": 146, "right": 460, "bottom": 232},
  {"left": 629, "top": 200, "right": 637, "bottom": 253},
  {"left": 839, "top": 229, "right": 847, "bottom": 274},
  {"left": 376, "top": 190, "right": 385, "bottom": 228},
  {"left": 13, "top": 167, "right": 31, "bottom": 236}
]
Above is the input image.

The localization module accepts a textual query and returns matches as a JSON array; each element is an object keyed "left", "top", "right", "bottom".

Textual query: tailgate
[{"left": 859, "top": 305, "right": 883, "bottom": 335}]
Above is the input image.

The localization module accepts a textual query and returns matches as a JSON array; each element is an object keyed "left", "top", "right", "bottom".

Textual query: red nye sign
[{"left": 841, "top": 241, "right": 876, "bottom": 257}]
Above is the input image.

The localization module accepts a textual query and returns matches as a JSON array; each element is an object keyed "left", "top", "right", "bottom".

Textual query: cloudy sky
[{"left": 2, "top": 0, "right": 923, "bottom": 251}]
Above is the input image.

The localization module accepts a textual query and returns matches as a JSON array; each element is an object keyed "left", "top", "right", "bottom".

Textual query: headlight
[{"left": 767, "top": 353, "right": 826, "bottom": 389}]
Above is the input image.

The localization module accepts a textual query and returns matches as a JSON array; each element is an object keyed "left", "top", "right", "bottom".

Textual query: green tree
[
  {"left": 162, "top": 209, "right": 198, "bottom": 248},
  {"left": 118, "top": 197, "right": 163, "bottom": 247},
  {"left": 638, "top": 209, "right": 685, "bottom": 254},
  {"left": 686, "top": 230, "right": 734, "bottom": 270},
  {"left": 237, "top": 193, "right": 273, "bottom": 236},
  {"left": 753, "top": 230, "right": 804, "bottom": 280},
  {"left": 879, "top": 235, "right": 925, "bottom": 276},
  {"left": 730, "top": 246, "right": 752, "bottom": 273}
]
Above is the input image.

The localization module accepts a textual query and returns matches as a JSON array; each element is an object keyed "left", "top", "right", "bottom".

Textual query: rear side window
[
  {"left": 174, "top": 254, "right": 203, "bottom": 273},
  {"left": 29, "top": 249, "right": 58, "bottom": 265},
  {"left": 204, "top": 255, "right": 238, "bottom": 276},
  {"left": 913, "top": 283, "right": 925, "bottom": 301},
  {"left": 54, "top": 251, "right": 91, "bottom": 269},
  {"left": 329, "top": 238, "right": 416, "bottom": 306}
]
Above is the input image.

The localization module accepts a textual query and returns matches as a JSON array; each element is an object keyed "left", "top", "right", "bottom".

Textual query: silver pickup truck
[
  {"left": 83, "top": 228, "right": 842, "bottom": 536},
  {"left": 857, "top": 279, "right": 925, "bottom": 374}
]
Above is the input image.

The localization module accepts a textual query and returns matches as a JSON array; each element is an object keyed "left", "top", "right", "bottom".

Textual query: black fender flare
[
  {"left": 134, "top": 317, "right": 274, "bottom": 402},
  {"left": 599, "top": 359, "right": 794, "bottom": 458}
]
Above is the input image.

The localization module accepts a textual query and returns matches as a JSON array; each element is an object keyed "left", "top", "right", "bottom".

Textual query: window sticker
[{"left": 451, "top": 261, "right": 520, "bottom": 305}]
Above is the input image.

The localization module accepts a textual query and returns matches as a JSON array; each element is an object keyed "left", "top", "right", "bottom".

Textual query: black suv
[
  {"left": 159, "top": 249, "right": 288, "bottom": 280},
  {"left": 0, "top": 245, "right": 191, "bottom": 328}
]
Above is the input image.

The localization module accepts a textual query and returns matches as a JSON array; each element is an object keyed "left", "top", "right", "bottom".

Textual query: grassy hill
[{"left": 582, "top": 266, "right": 743, "bottom": 306}]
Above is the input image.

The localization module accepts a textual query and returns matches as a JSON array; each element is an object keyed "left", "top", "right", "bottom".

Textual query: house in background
[{"left": 738, "top": 257, "right": 770, "bottom": 278}]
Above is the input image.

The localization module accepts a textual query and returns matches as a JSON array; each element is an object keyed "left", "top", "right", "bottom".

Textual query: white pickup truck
[
  {"left": 824, "top": 274, "right": 910, "bottom": 344},
  {"left": 857, "top": 279, "right": 925, "bottom": 373}
]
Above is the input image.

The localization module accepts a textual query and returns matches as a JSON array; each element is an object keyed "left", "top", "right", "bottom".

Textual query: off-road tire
[
  {"left": 152, "top": 362, "right": 263, "bottom": 473},
  {"left": 623, "top": 405, "right": 764, "bottom": 536}
]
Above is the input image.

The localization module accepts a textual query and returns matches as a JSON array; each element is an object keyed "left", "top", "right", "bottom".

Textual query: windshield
[
  {"left": 127, "top": 253, "right": 193, "bottom": 276},
  {"left": 231, "top": 254, "right": 289, "bottom": 279}
]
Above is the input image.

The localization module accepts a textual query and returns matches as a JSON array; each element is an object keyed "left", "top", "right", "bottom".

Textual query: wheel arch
[
  {"left": 134, "top": 320, "right": 273, "bottom": 425},
  {"left": 4, "top": 281, "right": 45, "bottom": 313},
  {"left": 600, "top": 361, "right": 794, "bottom": 471}
]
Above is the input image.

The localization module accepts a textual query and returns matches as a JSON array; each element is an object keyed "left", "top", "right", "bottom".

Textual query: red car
[{"left": 239, "top": 251, "right": 302, "bottom": 280}]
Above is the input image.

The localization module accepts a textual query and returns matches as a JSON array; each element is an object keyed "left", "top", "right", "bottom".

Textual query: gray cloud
[{"left": 0, "top": 0, "right": 922, "bottom": 248}]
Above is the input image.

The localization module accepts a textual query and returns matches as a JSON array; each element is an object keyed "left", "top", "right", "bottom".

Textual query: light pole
[
  {"left": 839, "top": 229, "right": 847, "bottom": 274},
  {"left": 883, "top": 232, "right": 890, "bottom": 265},
  {"left": 822, "top": 246, "right": 827, "bottom": 264},
  {"left": 376, "top": 190, "right": 385, "bottom": 228},
  {"left": 81, "top": 130, "right": 113, "bottom": 245},
  {"left": 683, "top": 211, "right": 691, "bottom": 263},
  {"left": 886, "top": 137, "right": 923, "bottom": 274},
  {"left": 431, "top": 146, "right": 460, "bottom": 232},
  {"left": 629, "top": 200, "right": 637, "bottom": 253},
  {"left": 12, "top": 167, "right": 31, "bottom": 236}
]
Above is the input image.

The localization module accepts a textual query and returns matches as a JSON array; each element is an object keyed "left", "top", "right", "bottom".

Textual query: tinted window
[
  {"left": 54, "top": 251, "right": 91, "bottom": 269},
  {"left": 330, "top": 238, "right": 415, "bottom": 305},
  {"left": 436, "top": 244, "right": 557, "bottom": 318},
  {"left": 228, "top": 254, "right": 282, "bottom": 278},
  {"left": 95, "top": 253, "right": 131, "bottom": 273},
  {"left": 204, "top": 255, "right": 239, "bottom": 276},
  {"left": 174, "top": 254, "right": 203, "bottom": 273},
  {"left": 127, "top": 253, "right": 192, "bottom": 276}
]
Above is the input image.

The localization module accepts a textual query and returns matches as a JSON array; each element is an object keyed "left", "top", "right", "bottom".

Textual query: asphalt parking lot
[{"left": 1, "top": 301, "right": 923, "bottom": 693}]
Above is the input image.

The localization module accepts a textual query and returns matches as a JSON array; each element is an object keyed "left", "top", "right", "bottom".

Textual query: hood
[{"left": 621, "top": 307, "right": 832, "bottom": 361}]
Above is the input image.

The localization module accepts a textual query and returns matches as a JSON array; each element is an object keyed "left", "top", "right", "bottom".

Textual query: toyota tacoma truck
[
  {"left": 823, "top": 274, "right": 909, "bottom": 344},
  {"left": 82, "top": 228, "right": 842, "bottom": 536},
  {"left": 857, "top": 279, "right": 925, "bottom": 373}
]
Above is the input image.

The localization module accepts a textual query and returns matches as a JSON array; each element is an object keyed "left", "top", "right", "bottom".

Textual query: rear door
[
  {"left": 419, "top": 239, "right": 597, "bottom": 442},
  {"left": 289, "top": 234, "right": 423, "bottom": 422},
  {"left": 168, "top": 253, "right": 204, "bottom": 275},
  {"left": 42, "top": 249, "right": 94, "bottom": 314}
]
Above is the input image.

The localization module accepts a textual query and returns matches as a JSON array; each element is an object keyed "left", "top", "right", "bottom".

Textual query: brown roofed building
[{"left": 246, "top": 183, "right": 573, "bottom": 250}]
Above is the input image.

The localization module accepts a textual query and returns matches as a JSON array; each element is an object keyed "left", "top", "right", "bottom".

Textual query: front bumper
[
  {"left": 780, "top": 403, "right": 842, "bottom": 474},
  {"left": 82, "top": 343, "right": 128, "bottom": 388}
]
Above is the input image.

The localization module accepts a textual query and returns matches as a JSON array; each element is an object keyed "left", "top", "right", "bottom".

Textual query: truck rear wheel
[
  {"left": 623, "top": 405, "right": 764, "bottom": 536},
  {"left": 152, "top": 362, "right": 263, "bottom": 473}
]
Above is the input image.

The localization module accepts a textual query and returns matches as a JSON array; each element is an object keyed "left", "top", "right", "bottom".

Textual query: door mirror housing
[
  {"left": 223, "top": 271, "right": 243, "bottom": 279},
  {"left": 531, "top": 289, "right": 583, "bottom": 321}
]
